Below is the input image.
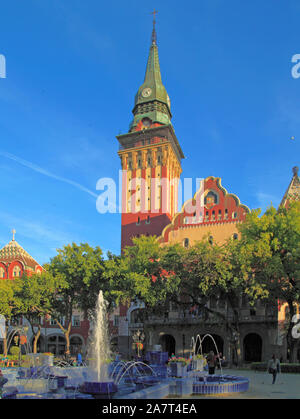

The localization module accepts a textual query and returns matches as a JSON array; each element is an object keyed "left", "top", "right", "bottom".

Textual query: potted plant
[
  {"left": 168, "top": 357, "right": 190, "bottom": 377},
  {"left": 192, "top": 354, "right": 206, "bottom": 371}
]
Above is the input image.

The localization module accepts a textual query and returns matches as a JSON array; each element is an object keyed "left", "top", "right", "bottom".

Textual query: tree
[
  {"left": 12, "top": 272, "right": 57, "bottom": 353},
  {"left": 238, "top": 202, "right": 300, "bottom": 362},
  {"left": 45, "top": 243, "right": 105, "bottom": 355},
  {"left": 0, "top": 280, "right": 15, "bottom": 356},
  {"left": 104, "top": 236, "right": 182, "bottom": 317},
  {"left": 161, "top": 234, "right": 270, "bottom": 366},
  {"left": 177, "top": 239, "right": 244, "bottom": 365}
]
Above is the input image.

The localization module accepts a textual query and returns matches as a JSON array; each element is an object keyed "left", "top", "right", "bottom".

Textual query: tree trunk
[
  {"left": 65, "top": 329, "right": 70, "bottom": 355},
  {"left": 3, "top": 326, "right": 8, "bottom": 357},
  {"left": 56, "top": 320, "right": 72, "bottom": 356},
  {"left": 33, "top": 326, "right": 41, "bottom": 354},
  {"left": 235, "top": 334, "right": 242, "bottom": 366}
]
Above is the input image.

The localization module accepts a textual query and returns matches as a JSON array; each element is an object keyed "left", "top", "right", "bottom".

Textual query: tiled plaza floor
[{"left": 193, "top": 368, "right": 300, "bottom": 399}]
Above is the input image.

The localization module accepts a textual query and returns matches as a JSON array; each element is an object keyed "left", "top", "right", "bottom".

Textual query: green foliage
[
  {"left": 9, "top": 346, "right": 20, "bottom": 357},
  {"left": 0, "top": 279, "right": 15, "bottom": 318},
  {"left": 238, "top": 202, "right": 300, "bottom": 305},
  {"left": 46, "top": 242, "right": 106, "bottom": 322},
  {"left": 104, "top": 236, "right": 182, "bottom": 314},
  {"left": 12, "top": 271, "right": 57, "bottom": 320}
]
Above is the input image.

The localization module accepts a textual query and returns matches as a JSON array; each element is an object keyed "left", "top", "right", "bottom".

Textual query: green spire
[{"left": 130, "top": 19, "right": 172, "bottom": 131}]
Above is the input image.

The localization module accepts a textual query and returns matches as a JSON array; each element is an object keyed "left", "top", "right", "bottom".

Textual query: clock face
[
  {"left": 142, "top": 117, "right": 151, "bottom": 127},
  {"left": 142, "top": 87, "right": 152, "bottom": 98}
]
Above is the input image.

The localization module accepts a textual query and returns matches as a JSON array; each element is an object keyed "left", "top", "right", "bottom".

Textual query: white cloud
[{"left": 0, "top": 150, "right": 98, "bottom": 198}]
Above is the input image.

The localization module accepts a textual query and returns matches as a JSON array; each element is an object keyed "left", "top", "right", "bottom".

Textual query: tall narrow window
[
  {"left": 13, "top": 266, "right": 21, "bottom": 277},
  {"left": 184, "top": 238, "right": 189, "bottom": 248}
]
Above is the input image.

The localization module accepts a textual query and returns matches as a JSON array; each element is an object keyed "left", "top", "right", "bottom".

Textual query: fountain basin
[
  {"left": 193, "top": 374, "right": 249, "bottom": 395},
  {"left": 81, "top": 381, "right": 117, "bottom": 396}
]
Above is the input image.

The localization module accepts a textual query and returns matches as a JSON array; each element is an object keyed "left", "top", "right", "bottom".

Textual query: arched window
[
  {"left": 183, "top": 238, "right": 189, "bottom": 248},
  {"left": 209, "top": 235, "right": 213, "bottom": 245},
  {"left": 0, "top": 267, "right": 5, "bottom": 278},
  {"left": 13, "top": 266, "right": 21, "bottom": 277},
  {"left": 233, "top": 233, "right": 238, "bottom": 240}
]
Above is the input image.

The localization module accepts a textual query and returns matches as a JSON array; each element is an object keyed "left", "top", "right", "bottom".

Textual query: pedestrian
[
  {"left": 0, "top": 369, "right": 8, "bottom": 397},
  {"left": 267, "top": 354, "right": 281, "bottom": 384},
  {"left": 76, "top": 351, "right": 83, "bottom": 366},
  {"left": 217, "top": 352, "right": 223, "bottom": 369},
  {"left": 207, "top": 350, "right": 216, "bottom": 375}
]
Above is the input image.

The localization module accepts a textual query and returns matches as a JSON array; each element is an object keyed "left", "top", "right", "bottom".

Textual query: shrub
[
  {"left": 9, "top": 346, "right": 20, "bottom": 357},
  {"left": 251, "top": 362, "right": 300, "bottom": 373}
]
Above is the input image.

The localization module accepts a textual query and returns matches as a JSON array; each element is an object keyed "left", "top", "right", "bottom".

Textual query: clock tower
[{"left": 117, "top": 18, "right": 184, "bottom": 249}]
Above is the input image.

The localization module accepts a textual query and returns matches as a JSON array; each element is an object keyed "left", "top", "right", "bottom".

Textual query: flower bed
[{"left": 168, "top": 357, "right": 190, "bottom": 367}]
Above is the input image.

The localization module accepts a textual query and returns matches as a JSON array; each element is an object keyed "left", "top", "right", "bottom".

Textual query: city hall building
[{"left": 114, "top": 21, "right": 300, "bottom": 364}]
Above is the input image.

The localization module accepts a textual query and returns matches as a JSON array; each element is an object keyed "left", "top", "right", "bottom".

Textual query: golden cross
[{"left": 12, "top": 229, "right": 16, "bottom": 241}]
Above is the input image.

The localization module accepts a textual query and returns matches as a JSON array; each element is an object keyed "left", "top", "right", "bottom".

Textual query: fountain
[
  {"left": 0, "top": 297, "right": 249, "bottom": 398},
  {"left": 80, "top": 290, "right": 117, "bottom": 398},
  {"left": 190, "top": 334, "right": 249, "bottom": 395}
]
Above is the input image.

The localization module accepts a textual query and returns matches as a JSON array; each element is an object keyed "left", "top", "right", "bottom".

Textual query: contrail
[{"left": 0, "top": 151, "right": 98, "bottom": 198}]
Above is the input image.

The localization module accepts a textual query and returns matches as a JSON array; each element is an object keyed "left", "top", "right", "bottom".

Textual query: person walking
[
  {"left": 267, "top": 354, "right": 281, "bottom": 384},
  {"left": 207, "top": 350, "right": 216, "bottom": 375},
  {"left": 76, "top": 350, "right": 83, "bottom": 366},
  {"left": 0, "top": 369, "right": 8, "bottom": 398}
]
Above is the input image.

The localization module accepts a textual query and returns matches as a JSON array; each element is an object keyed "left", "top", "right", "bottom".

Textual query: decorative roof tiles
[
  {"left": 0, "top": 237, "right": 40, "bottom": 270},
  {"left": 279, "top": 166, "right": 300, "bottom": 208}
]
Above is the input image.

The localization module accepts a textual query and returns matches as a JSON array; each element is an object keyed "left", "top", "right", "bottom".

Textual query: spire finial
[
  {"left": 12, "top": 229, "right": 16, "bottom": 241},
  {"left": 151, "top": 9, "right": 158, "bottom": 45},
  {"left": 292, "top": 166, "right": 299, "bottom": 176}
]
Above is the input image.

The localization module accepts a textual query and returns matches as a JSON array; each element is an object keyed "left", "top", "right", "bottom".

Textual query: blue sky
[{"left": 0, "top": 0, "right": 299, "bottom": 264}]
